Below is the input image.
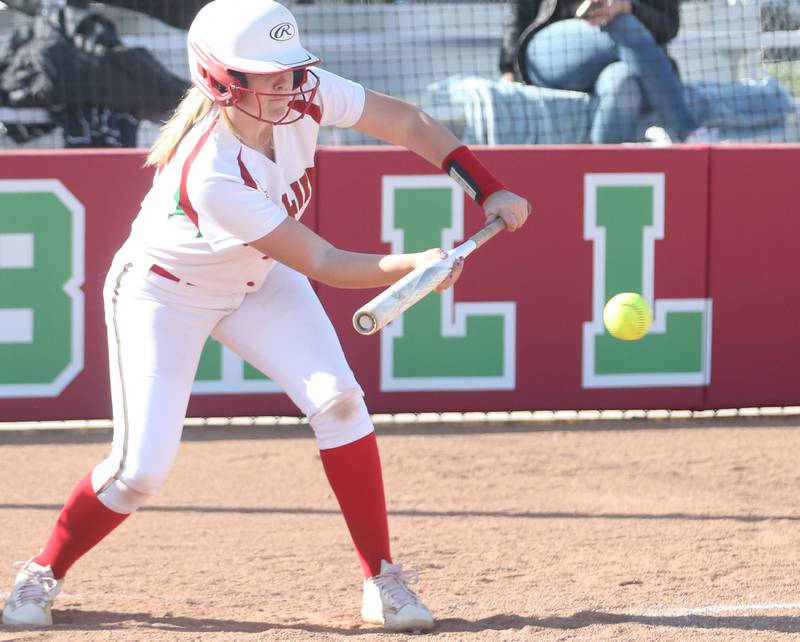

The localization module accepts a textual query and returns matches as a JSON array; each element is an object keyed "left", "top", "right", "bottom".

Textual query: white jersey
[{"left": 121, "top": 68, "right": 365, "bottom": 294}]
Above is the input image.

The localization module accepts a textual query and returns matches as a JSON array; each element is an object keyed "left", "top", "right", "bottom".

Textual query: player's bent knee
[
  {"left": 92, "top": 463, "right": 168, "bottom": 514},
  {"left": 309, "top": 389, "right": 374, "bottom": 449},
  {"left": 94, "top": 475, "right": 153, "bottom": 514}
]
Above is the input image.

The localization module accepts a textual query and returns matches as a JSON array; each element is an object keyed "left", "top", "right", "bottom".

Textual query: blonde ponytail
[{"left": 146, "top": 87, "right": 214, "bottom": 168}]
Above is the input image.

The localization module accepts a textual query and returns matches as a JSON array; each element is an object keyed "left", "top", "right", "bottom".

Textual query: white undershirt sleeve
[{"left": 316, "top": 68, "right": 367, "bottom": 129}]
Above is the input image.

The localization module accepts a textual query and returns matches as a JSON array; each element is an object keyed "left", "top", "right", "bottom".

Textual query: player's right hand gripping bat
[{"left": 352, "top": 217, "right": 507, "bottom": 336}]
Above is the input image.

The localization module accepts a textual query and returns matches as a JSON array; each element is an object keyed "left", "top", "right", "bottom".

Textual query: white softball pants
[{"left": 92, "top": 259, "right": 374, "bottom": 514}]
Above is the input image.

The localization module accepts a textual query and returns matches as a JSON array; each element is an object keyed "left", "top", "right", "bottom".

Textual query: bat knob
[{"left": 353, "top": 311, "right": 378, "bottom": 335}]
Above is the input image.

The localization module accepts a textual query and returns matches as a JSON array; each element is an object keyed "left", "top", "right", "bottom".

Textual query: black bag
[{"left": 0, "top": 6, "right": 189, "bottom": 146}]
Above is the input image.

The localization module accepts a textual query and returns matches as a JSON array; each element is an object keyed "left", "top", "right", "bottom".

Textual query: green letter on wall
[
  {"left": 380, "top": 176, "right": 516, "bottom": 391},
  {"left": 582, "top": 173, "right": 712, "bottom": 388},
  {"left": 0, "top": 180, "right": 84, "bottom": 397}
]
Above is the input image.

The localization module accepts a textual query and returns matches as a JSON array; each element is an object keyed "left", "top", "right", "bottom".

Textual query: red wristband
[{"left": 441, "top": 145, "right": 505, "bottom": 205}]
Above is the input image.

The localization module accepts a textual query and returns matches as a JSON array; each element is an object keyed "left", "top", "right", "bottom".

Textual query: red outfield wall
[{"left": 0, "top": 146, "right": 797, "bottom": 421}]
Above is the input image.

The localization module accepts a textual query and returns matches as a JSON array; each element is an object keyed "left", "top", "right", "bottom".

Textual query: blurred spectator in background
[
  {"left": 63, "top": 0, "right": 208, "bottom": 30},
  {"left": 60, "top": 0, "right": 313, "bottom": 29},
  {"left": 499, "top": 0, "right": 715, "bottom": 143},
  {"left": 0, "top": 0, "right": 188, "bottom": 146},
  {"left": 3, "top": 0, "right": 208, "bottom": 29}
]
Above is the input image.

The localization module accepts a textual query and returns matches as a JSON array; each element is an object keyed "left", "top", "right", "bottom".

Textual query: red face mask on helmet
[
  {"left": 187, "top": 0, "right": 322, "bottom": 126},
  {"left": 190, "top": 41, "right": 320, "bottom": 125}
]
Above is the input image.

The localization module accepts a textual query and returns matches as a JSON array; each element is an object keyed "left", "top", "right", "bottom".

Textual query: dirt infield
[{"left": 1, "top": 417, "right": 800, "bottom": 641}]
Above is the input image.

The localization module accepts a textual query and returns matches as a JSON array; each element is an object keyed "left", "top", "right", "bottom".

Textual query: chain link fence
[{"left": 1, "top": 0, "right": 798, "bottom": 147}]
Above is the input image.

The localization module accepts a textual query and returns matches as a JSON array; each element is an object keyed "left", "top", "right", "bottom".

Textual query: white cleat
[
  {"left": 2, "top": 559, "right": 63, "bottom": 627},
  {"left": 361, "top": 560, "right": 434, "bottom": 632}
]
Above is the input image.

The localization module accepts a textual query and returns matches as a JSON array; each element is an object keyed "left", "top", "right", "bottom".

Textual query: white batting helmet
[{"left": 188, "top": 0, "right": 321, "bottom": 124}]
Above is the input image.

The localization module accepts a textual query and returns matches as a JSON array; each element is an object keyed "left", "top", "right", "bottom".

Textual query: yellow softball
[{"left": 603, "top": 292, "right": 652, "bottom": 341}]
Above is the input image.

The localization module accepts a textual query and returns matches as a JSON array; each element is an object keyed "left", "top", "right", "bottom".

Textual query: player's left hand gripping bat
[{"left": 352, "top": 217, "right": 507, "bottom": 336}]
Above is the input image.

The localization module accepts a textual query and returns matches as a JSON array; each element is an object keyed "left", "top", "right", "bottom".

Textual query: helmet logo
[{"left": 270, "top": 23, "right": 295, "bottom": 41}]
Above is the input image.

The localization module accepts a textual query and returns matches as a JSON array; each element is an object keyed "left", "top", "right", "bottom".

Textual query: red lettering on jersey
[
  {"left": 282, "top": 193, "right": 298, "bottom": 217},
  {"left": 299, "top": 172, "right": 311, "bottom": 202},
  {"left": 290, "top": 180, "right": 304, "bottom": 207},
  {"left": 281, "top": 166, "right": 315, "bottom": 218}
]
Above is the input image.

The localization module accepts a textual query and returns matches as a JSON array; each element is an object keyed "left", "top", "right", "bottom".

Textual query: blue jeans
[{"left": 524, "top": 15, "right": 698, "bottom": 143}]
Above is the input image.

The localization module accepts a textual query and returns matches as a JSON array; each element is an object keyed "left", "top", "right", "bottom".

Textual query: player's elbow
[
  {"left": 401, "top": 105, "right": 432, "bottom": 147},
  {"left": 381, "top": 100, "right": 426, "bottom": 148}
]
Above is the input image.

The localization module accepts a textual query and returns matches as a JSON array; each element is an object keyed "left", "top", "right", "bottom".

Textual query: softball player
[{"left": 3, "top": 0, "right": 530, "bottom": 632}]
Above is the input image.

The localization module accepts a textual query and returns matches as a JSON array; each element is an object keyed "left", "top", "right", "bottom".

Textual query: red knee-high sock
[
  {"left": 319, "top": 433, "right": 391, "bottom": 578},
  {"left": 34, "top": 472, "right": 129, "bottom": 579}
]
